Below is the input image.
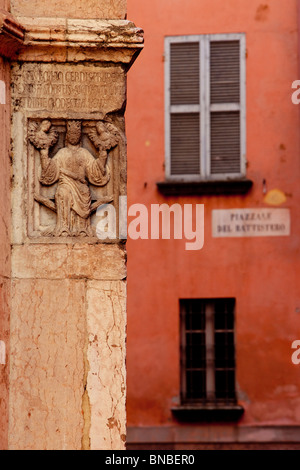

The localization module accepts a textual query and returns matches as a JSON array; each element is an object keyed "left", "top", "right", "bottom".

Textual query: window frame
[
  {"left": 164, "top": 33, "right": 246, "bottom": 182},
  {"left": 179, "top": 298, "right": 238, "bottom": 407}
]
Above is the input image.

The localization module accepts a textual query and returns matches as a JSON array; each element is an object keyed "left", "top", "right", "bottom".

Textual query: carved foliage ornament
[{"left": 28, "top": 119, "right": 121, "bottom": 238}]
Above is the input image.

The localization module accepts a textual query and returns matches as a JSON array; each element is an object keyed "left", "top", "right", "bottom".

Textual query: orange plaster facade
[{"left": 126, "top": 0, "right": 300, "bottom": 449}]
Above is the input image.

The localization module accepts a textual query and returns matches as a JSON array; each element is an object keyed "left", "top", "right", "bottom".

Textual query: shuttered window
[
  {"left": 165, "top": 34, "right": 246, "bottom": 181},
  {"left": 180, "top": 298, "right": 237, "bottom": 405}
]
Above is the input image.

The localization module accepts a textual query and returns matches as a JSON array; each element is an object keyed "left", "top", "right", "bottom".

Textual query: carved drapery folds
[{"left": 27, "top": 117, "right": 125, "bottom": 239}]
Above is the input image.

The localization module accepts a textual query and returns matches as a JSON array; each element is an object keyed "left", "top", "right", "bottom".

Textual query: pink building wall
[{"left": 125, "top": 0, "right": 300, "bottom": 447}]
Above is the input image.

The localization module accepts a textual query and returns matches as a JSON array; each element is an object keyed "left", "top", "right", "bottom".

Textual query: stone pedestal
[{"left": 7, "top": 10, "right": 143, "bottom": 450}]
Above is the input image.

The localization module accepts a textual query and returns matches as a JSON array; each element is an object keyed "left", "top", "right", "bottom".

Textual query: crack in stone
[{"left": 81, "top": 280, "right": 91, "bottom": 450}]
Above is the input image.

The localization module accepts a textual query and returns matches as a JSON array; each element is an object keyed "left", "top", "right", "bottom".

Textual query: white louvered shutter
[
  {"left": 165, "top": 34, "right": 245, "bottom": 180},
  {"left": 169, "top": 41, "right": 201, "bottom": 176},
  {"left": 209, "top": 40, "right": 241, "bottom": 175}
]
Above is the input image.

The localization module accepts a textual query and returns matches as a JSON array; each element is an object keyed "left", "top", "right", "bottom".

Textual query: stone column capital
[{"left": 15, "top": 17, "right": 144, "bottom": 67}]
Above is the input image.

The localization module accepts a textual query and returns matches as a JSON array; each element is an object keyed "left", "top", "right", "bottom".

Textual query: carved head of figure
[
  {"left": 95, "top": 122, "right": 110, "bottom": 149},
  {"left": 40, "top": 120, "right": 52, "bottom": 133},
  {"left": 66, "top": 120, "right": 82, "bottom": 146}
]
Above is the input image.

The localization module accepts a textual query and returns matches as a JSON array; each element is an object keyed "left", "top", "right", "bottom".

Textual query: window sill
[
  {"left": 156, "top": 179, "right": 253, "bottom": 196},
  {"left": 171, "top": 404, "right": 245, "bottom": 422}
]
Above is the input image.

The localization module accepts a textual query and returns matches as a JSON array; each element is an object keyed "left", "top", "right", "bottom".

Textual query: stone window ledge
[
  {"left": 171, "top": 404, "right": 245, "bottom": 422},
  {"left": 157, "top": 179, "right": 253, "bottom": 196}
]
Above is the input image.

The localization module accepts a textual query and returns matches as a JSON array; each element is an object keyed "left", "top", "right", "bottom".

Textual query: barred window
[
  {"left": 165, "top": 34, "right": 246, "bottom": 181},
  {"left": 180, "top": 298, "right": 237, "bottom": 405}
]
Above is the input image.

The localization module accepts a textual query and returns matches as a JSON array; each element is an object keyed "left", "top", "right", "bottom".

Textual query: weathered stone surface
[
  {"left": 12, "top": 63, "right": 126, "bottom": 116},
  {"left": 0, "top": 10, "right": 24, "bottom": 59},
  {"left": 27, "top": 119, "right": 120, "bottom": 238},
  {"left": 0, "top": 56, "right": 10, "bottom": 451},
  {"left": 7, "top": 0, "right": 141, "bottom": 449},
  {"left": 9, "top": 279, "right": 86, "bottom": 450},
  {"left": 0, "top": 58, "right": 10, "bottom": 279},
  {"left": 11, "top": 0, "right": 127, "bottom": 20},
  {"left": 11, "top": 62, "right": 127, "bottom": 244},
  {"left": 0, "top": 278, "right": 10, "bottom": 450},
  {"left": 12, "top": 243, "right": 126, "bottom": 280},
  {"left": 11, "top": 110, "right": 26, "bottom": 246},
  {"left": 20, "top": 18, "right": 143, "bottom": 46},
  {"left": 86, "top": 280, "right": 126, "bottom": 450},
  {"left": 14, "top": 18, "right": 143, "bottom": 64}
]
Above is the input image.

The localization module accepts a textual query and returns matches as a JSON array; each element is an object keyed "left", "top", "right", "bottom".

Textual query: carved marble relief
[{"left": 27, "top": 118, "right": 124, "bottom": 239}]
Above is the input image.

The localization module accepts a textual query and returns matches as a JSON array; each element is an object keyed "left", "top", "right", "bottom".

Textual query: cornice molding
[
  {"left": 15, "top": 17, "right": 144, "bottom": 67},
  {"left": 0, "top": 9, "right": 25, "bottom": 59}
]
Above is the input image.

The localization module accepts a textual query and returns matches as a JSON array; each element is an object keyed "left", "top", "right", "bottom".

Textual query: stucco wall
[{"left": 126, "top": 0, "right": 300, "bottom": 437}]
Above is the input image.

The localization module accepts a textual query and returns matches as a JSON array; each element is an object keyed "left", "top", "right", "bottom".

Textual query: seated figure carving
[{"left": 28, "top": 119, "right": 118, "bottom": 237}]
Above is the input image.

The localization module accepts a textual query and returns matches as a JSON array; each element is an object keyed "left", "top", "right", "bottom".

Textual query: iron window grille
[{"left": 180, "top": 298, "right": 237, "bottom": 406}]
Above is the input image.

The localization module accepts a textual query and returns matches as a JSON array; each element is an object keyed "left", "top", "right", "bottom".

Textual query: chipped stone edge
[
  {"left": 15, "top": 17, "right": 144, "bottom": 65},
  {"left": 0, "top": 9, "right": 25, "bottom": 59},
  {"left": 82, "top": 279, "right": 91, "bottom": 450}
]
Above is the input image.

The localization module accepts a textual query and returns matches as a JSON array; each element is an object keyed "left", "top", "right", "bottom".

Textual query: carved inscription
[
  {"left": 12, "top": 64, "right": 125, "bottom": 113},
  {"left": 212, "top": 208, "right": 291, "bottom": 238}
]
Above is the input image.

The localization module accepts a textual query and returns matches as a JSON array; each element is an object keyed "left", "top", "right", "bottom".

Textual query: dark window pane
[
  {"left": 215, "top": 332, "right": 235, "bottom": 368},
  {"left": 186, "top": 370, "right": 206, "bottom": 400},
  {"left": 185, "top": 300, "right": 206, "bottom": 330},
  {"left": 214, "top": 298, "right": 235, "bottom": 330},
  {"left": 215, "top": 369, "right": 236, "bottom": 401},
  {"left": 186, "top": 332, "right": 206, "bottom": 368},
  {"left": 181, "top": 298, "right": 236, "bottom": 405}
]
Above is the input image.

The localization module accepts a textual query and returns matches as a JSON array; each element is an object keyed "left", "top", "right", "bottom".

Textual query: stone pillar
[
  {"left": 0, "top": 5, "right": 24, "bottom": 450},
  {"left": 0, "top": 52, "right": 11, "bottom": 450},
  {"left": 7, "top": 3, "right": 143, "bottom": 450}
]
